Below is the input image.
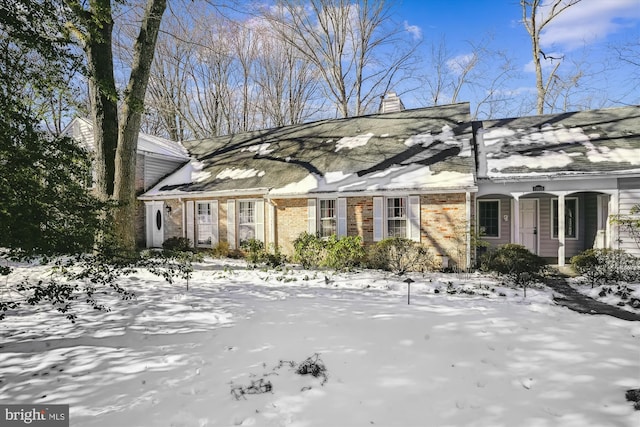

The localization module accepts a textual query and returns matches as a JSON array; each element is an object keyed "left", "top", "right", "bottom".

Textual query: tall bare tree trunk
[
  {"left": 521, "top": 0, "right": 581, "bottom": 115},
  {"left": 82, "top": 0, "right": 119, "bottom": 198},
  {"left": 113, "top": 0, "right": 166, "bottom": 251}
]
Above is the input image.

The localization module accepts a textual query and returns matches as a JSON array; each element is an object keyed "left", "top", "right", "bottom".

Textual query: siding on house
[
  {"left": 618, "top": 178, "right": 640, "bottom": 255},
  {"left": 143, "top": 156, "right": 187, "bottom": 191},
  {"left": 476, "top": 195, "right": 512, "bottom": 248}
]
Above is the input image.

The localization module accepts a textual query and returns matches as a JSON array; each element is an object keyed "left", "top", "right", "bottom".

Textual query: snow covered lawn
[{"left": 1, "top": 259, "right": 639, "bottom": 427}]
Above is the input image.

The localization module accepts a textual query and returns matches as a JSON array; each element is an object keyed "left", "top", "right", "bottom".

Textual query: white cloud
[
  {"left": 447, "top": 53, "right": 477, "bottom": 75},
  {"left": 539, "top": 0, "right": 640, "bottom": 50},
  {"left": 404, "top": 21, "right": 422, "bottom": 40}
]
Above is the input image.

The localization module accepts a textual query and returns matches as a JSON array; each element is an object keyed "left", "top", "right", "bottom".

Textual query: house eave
[
  {"left": 139, "top": 185, "right": 479, "bottom": 201},
  {"left": 479, "top": 170, "right": 640, "bottom": 183},
  {"left": 138, "top": 187, "right": 271, "bottom": 201},
  {"left": 269, "top": 186, "right": 478, "bottom": 199}
]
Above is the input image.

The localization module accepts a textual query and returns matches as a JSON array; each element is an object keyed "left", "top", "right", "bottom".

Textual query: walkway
[{"left": 544, "top": 274, "right": 640, "bottom": 322}]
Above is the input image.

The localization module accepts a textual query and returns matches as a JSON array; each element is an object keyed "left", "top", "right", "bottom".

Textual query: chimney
[{"left": 379, "top": 92, "right": 405, "bottom": 114}]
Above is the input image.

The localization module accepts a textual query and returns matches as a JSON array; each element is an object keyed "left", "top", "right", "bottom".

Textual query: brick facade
[
  {"left": 420, "top": 193, "right": 467, "bottom": 268},
  {"left": 273, "top": 198, "right": 308, "bottom": 254},
  {"left": 347, "top": 197, "right": 374, "bottom": 243},
  {"left": 158, "top": 193, "right": 469, "bottom": 268}
]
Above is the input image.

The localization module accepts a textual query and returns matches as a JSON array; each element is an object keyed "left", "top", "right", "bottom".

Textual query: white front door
[
  {"left": 150, "top": 201, "right": 164, "bottom": 248},
  {"left": 519, "top": 199, "right": 538, "bottom": 254}
]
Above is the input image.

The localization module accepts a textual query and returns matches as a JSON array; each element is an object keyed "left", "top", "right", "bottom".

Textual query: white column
[
  {"left": 512, "top": 194, "right": 520, "bottom": 244},
  {"left": 268, "top": 201, "right": 276, "bottom": 248},
  {"left": 465, "top": 192, "right": 471, "bottom": 269},
  {"left": 610, "top": 192, "right": 619, "bottom": 250},
  {"left": 558, "top": 193, "right": 566, "bottom": 266}
]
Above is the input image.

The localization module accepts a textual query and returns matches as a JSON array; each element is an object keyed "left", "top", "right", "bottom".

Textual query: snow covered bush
[
  {"left": 481, "top": 244, "right": 547, "bottom": 297},
  {"left": 571, "top": 249, "right": 640, "bottom": 286},
  {"left": 367, "top": 237, "right": 435, "bottom": 275}
]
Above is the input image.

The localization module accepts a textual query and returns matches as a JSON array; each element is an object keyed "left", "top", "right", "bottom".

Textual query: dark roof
[
  {"left": 144, "top": 103, "right": 476, "bottom": 197},
  {"left": 477, "top": 105, "right": 640, "bottom": 180}
]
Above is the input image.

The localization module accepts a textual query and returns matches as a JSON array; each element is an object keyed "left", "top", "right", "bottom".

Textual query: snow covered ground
[{"left": 1, "top": 259, "right": 639, "bottom": 427}]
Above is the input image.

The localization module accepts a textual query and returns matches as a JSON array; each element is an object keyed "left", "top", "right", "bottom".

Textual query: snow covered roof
[
  {"left": 477, "top": 106, "right": 640, "bottom": 180},
  {"left": 141, "top": 103, "right": 476, "bottom": 198},
  {"left": 64, "top": 117, "right": 190, "bottom": 160}
]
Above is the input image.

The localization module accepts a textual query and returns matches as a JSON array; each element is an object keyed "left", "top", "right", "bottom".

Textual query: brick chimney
[{"left": 379, "top": 92, "right": 405, "bottom": 113}]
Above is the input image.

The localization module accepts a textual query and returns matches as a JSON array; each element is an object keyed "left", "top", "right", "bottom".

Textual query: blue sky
[{"left": 392, "top": 0, "right": 640, "bottom": 116}]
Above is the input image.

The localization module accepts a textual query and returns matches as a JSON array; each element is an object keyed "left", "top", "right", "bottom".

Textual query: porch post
[
  {"left": 558, "top": 193, "right": 566, "bottom": 266},
  {"left": 466, "top": 192, "right": 471, "bottom": 269},
  {"left": 267, "top": 199, "right": 276, "bottom": 248},
  {"left": 512, "top": 194, "right": 520, "bottom": 244},
  {"left": 610, "top": 192, "right": 619, "bottom": 250}
]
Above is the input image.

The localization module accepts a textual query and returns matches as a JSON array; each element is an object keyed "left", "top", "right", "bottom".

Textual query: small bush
[
  {"left": 481, "top": 244, "right": 547, "bottom": 297},
  {"left": 162, "top": 237, "right": 193, "bottom": 253},
  {"left": 241, "top": 238, "right": 265, "bottom": 265},
  {"left": 296, "top": 353, "right": 328, "bottom": 385},
  {"left": 571, "top": 249, "right": 639, "bottom": 286},
  {"left": 626, "top": 388, "right": 640, "bottom": 410},
  {"left": 323, "top": 235, "right": 365, "bottom": 271},
  {"left": 210, "top": 241, "right": 230, "bottom": 258},
  {"left": 367, "top": 237, "right": 435, "bottom": 275},
  {"left": 240, "top": 239, "right": 286, "bottom": 268},
  {"left": 293, "top": 232, "right": 364, "bottom": 271},
  {"left": 293, "top": 232, "right": 326, "bottom": 269}
]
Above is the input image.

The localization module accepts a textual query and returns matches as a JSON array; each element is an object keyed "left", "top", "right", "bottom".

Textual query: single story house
[
  {"left": 135, "top": 100, "right": 639, "bottom": 268},
  {"left": 139, "top": 102, "right": 477, "bottom": 269},
  {"left": 64, "top": 117, "right": 190, "bottom": 246},
  {"left": 474, "top": 106, "right": 640, "bottom": 265}
]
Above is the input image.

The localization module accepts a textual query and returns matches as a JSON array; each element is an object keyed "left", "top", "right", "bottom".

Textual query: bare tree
[
  {"left": 418, "top": 35, "right": 518, "bottom": 119},
  {"left": 252, "top": 18, "right": 322, "bottom": 127},
  {"left": 262, "top": 0, "right": 419, "bottom": 118},
  {"left": 521, "top": 0, "right": 582, "bottom": 115}
]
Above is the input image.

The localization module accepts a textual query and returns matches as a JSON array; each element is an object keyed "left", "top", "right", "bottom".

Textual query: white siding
[
  {"left": 143, "top": 157, "right": 185, "bottom": 191},
  {"left": 618, "top": 180, "right": 640, "bottom": 256}
]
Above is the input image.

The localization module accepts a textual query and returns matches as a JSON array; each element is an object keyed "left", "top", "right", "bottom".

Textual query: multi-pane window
[
  {"left": 552, "top": 198, "right": 578, "bottom": 238},
  {"left": 319, "top": 199, "right": 336, "bottom": 237},
  {"left": 478, "top": 200, "right": 500, "bottom": 238},
  {"left": 238, "top": 201, "right": 256, "bottom": 244},
  {"left": 196, "top": 202, "right": 213, "bottom": 246},
  {"left": 387, "top": 197, "right": 406, "bottom": 238}
]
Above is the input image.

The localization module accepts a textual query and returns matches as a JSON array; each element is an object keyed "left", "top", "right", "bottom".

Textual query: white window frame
[
  {"left": 238, "top": 200, "right": 257, "bottom": 245},
  {"left": 477, "top": 199, "right": 501, "bottom": 239},
  {"left": 319, "top": 199, "right": 337, "bottom": 238},
  {"left": 551, "top": 197, "right": 579, "bottom": 240},
  {"left": 196, "top": 201, "right": 214, "bottom": 247},
  {"left": 386, "top": 197, "right": 407, "bottom": 238}
]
